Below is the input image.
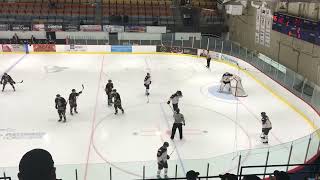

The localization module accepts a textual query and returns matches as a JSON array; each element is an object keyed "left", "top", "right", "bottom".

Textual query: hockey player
[
  {"left": 55, "top": 94, "right": 67, "bottom": 122},
  {"left": 0, "top": 73, "right": 16, "bottom": 92},
  {"left": 260, "top": 112, "right": 272, "bottom": 144},
  {"left": 144, "top": 73, "right": 151, "bottom": 95},
  {"left": 170, "top": 108, "right": 185, "bottom": 140},
  {"left": 206, "top": 51, "right": 211, "bottom": 68},
  {"left": 219, "top": 72, "right": 233, "bottom": 92},
  {"left": 112, "top": 89, "right": 124, "bottom": 115},
  {"left": 105, "top": 80, "right": 114, "bottom": 106},
  {"left": 157, "top": 142, "right": 170, "bottom": 179},
  {"left": 68, "top": 89, "right": 82, "bottom": 115},
  {"left": 167, "top": 90, "right": 183, "bottom": 112}
]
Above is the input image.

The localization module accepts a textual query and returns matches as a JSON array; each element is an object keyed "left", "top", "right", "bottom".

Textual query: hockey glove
[
  {"left": 167, "top": 155, "right": 170, "bottom": 159},
  {"left": 167, "top": 101, "right": 170, "bottom": 104}
]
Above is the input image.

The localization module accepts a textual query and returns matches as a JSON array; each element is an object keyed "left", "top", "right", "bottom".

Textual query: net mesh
[{"left": 231, "top": 75, "right": 248, "bottom": 97}]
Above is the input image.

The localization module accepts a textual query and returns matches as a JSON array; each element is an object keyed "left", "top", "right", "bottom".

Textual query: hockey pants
[
  {"left": 172, "top": 103, "right": 179, "bottom": 112},
  {"left": 58, "top": 109, "right": 66, "bottom": 121},
  {"left": 2, "top": 82, "right": 15, "bottom": 91},
  {"left": 171, "top": 123, "right": 183, "bottom": 139},
  {"left": 114, "top": 104, "right": 124, "bottom": 114}
]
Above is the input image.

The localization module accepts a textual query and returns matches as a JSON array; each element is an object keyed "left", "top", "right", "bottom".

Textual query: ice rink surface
[{"left": 0, "top": 53, "right": 318, "bottom": 179}]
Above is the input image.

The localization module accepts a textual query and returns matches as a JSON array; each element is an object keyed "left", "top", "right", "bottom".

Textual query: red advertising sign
[
  {"left": 33, "top": 44, "right": 56, "bottom": 52},
  {"left": 1, "top": 44, "right": 24, "bottom": 52},
  {"left": 1, "top": 44, "right": 14, "bottom": 52}
]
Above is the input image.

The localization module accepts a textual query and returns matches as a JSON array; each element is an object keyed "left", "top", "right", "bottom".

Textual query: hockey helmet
[
  {"left": 261, "top": 112, "right": 266, "bottom": 117},
  {"left": 108, "top": 79, "right": 112, "bottom": 82},
  {"left": 3, "top": 73, "right": 7, "bottom": 75},
  {"left": 176, "top": 108, "right": 180, "bottom": 113},
  {"left": 72, "top": 89, "right": 76, "bottom": 92},
  {"left": 163, "top": 142, "right": 169, "bottom": 147},
  {"left": 56, "top": 94, "right": 61, "bottom": 97},
  {"left": 112, "top": 89, "right": 117, "bottom": 92},
  {"left": 176, "top": 90, "right": 182, "bottom": 96}
]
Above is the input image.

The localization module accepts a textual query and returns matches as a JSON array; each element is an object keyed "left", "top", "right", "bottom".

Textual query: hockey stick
[
  {"left": 169, "top": 146, "right": 177, "bottom": 156},
  {"left": 147, "top": 94, "right": 149, "bottom": 103},
  {"left": 81, "top": 84, "right": 84, "bottom": 91},
  {"left": 167, "top": 103, "right": 174, "bottom": 112},
  {"left": 16, "top": 80, "right": 23, "bottom": 84}
]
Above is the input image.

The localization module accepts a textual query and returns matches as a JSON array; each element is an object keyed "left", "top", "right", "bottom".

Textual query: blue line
[
  {"left": 159, "top": 103, "right": 186, "bottom": 175},
  {"left": 3, "top": 54, "right": 27, "bottom": 74}
]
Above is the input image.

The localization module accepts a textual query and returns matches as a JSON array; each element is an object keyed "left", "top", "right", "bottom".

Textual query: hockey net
[{"left": 230, "top": 75, "right": 248, "bottom": 97}]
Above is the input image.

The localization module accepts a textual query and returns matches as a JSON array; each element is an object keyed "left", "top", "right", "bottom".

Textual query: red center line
[{"left": 84, "top": 55, "right": 105, "bottom": 180}]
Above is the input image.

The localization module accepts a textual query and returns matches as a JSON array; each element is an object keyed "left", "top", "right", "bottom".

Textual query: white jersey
[
  {"left": 144, "top": 75, "right": 151, "bottom": 85},
  {"left": 262, "top": 116, "right": 272, "bottom": 129}
]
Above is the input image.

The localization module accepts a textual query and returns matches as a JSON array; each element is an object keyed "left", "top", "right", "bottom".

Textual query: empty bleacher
[{"left": 0, "top": 0, "right": 219, "bottom": 26}]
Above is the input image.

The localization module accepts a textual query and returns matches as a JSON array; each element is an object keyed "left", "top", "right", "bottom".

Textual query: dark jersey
[
  {"left": 1, "top": 74, "right": 14, "bottom": 84},
  {"left": 68, "top": 91, "right": 82, "bottom": 105},
  {"left": 157, "top": 146, "right": 168, "bottom": 162},
  {"left": 112, "top": 92, "right": 121, "bottom": 105},
  {"left": 105, "top": 83, "right": 114, "bottom": 93},
  {"left": 55, "top": 97, "right": 67, "bottom": 110}
]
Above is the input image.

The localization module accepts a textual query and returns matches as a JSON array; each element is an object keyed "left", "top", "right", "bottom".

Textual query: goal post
[{"left": 231, "top": 75, "right": 248, "bottom": 97}]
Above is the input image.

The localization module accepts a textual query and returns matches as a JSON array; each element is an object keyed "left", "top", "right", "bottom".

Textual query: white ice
[{"left": 0, "top": 53, "right": 318, "bottom": 180}]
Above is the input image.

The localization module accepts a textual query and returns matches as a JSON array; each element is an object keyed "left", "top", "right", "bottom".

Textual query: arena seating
[{"left": 0, "top": 0, "right": 218, "bottom": 25}]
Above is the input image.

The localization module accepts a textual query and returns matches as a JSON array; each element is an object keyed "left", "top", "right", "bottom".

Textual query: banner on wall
[
  {"left": 103, "top": 25, "right": 124, "bottom": 33},
  {"left": 1, "top": 44, "right": 24, "bottom": 52},
  {"left": 32, "top": 24, "right": 45, "bottom": 31},
  {"left": 156, "top": 46, "right": 182, "bottom": 53},
  {"left": 11, "top": 24, "right": 31, "bottom": 31},
  {"left": 259, "top": 7, "right": 266, "bottom": 46},
  {"left": 80, "top": 25, "right": 102, "bottom": 32},
  {"left": 255, "top": 7, "right": 272, "bottom": 47},
  {"left": 0, "top": 24, "right": 9, "bottom": 31},
  {"left": 65, "top": 44, "right": 87, "bottom": 52},
  {"left": 46, "top": 24, "right": 63, "bottom": 32},
  {"left": 33, "top": 44, "right": 56, "bottom": 52},
  {"left": 111, "top": 45, "right": 132, "bottom": 52},
  {"left": 264, "top": 8, "right": 272, "bottom": 47},
  {"left": 255, "top": 8, "right": 261, "bottom": 44},
  {"left": 125, "top": 26, "right": 146, "bottom": 32},
  {"left": 63, "top": 24, "right": 79, "bottom": 31}
]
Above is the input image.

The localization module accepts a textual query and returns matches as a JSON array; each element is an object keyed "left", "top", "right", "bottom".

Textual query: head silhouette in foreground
[{"left": 18, "top": 149, "right": 56, "bottom": 180}]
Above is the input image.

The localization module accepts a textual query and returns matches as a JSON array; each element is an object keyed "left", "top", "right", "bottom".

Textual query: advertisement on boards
[
  {"left": 0, "top": 24, "right": 9, "bottom": 31},
  {"left": 156, "top": 46, "right": 182, "bottom": 53},
  {"left": 111, "top": 45, "right": 132, "bottom": 52},
  {"left": 46, "top": 24, "right": 63, "bottom": 32},
  {"left": 103, "top": 25, "right": 124, "bottom": 33},
  {"left": 182, "top": 48, "right": 197, "bottom": 55},
  {"left": 80, "top": 25, "right": 102, "bottom": 32},
  {"left": 1, "top": 44, "right": 24, "bottom": 52},
  {"left": 11, "top": 24, "right": 31, "bottom": 31},
  {"left": 63, "top": 24, "right": 79, "bottom": 31},
  {"left": 65, "top": 44, "right": 87, "bottom": 52},
  {"left": 197, "top": 49, "right": 221, "bottom": 59},
  {"left": 125, "top": 26, "right": 146, "bottom": 32},
  {"left": 33, "top": 44, "right": 56, "bottom": 52},
  {"left": 32, "top": 24, "right": 45, "bottom": 31}
]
